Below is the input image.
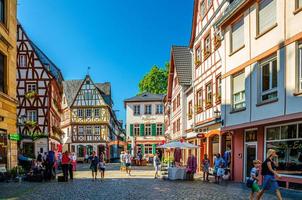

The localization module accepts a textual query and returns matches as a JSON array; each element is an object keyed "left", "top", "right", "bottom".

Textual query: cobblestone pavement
[{"left": 0, "top": 164, "right": 301, "bottom": 200}]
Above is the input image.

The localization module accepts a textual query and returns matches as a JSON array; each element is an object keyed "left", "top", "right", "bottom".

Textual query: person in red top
[{"left": 61, "top": 151, "right": 70, "bottom": 181}]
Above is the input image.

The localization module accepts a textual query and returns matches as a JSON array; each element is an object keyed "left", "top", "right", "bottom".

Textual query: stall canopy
[{"left": 157, "top": 141, "right": 199, "bottom": 149}]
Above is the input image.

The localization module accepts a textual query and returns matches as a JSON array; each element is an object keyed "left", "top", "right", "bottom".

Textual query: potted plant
[
  {"left": 195, "top": 60, "right": 201, "bottom": 66},
  {"left": 206, "top": 101, "right": 212, "bottom": 108},
  {"left": 25, "top": 91, "right": 37, "bottom": 99},
  {"left": 24, "top": 120, "right": 37, "bottom": 128}
]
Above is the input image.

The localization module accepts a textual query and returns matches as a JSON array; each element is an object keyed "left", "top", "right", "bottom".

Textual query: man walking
[{"left": 124, "top": 151, "right": 132, "bottom": 176}]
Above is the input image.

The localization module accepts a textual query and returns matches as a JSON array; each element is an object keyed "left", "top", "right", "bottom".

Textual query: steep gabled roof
[
  {"left": 124, "top": 92, "right": 164, "bottom": 104},
  {"left": 171, "top": 46, "right": 192, "bottom": 86}
]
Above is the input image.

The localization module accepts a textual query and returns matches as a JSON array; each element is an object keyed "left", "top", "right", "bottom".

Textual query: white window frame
[
  {"left": 196, "top": 46, "right": 201, "bottom": 62},
  {"left": 86, "top": 109, "right": 92, "bottom": 118},
  {"left": 257, "top": 0, "right": 277, "bottom": 35},
  {"left": 205, "top": 35, "right": 211, "bottom": 55},
  {"left": 94, "top": 109, "right": 100, "bottom": 117},
  {"left": 260, "top": 55, "right": 278, "bottom": 102},
  {"left": 78, "top": 126, "right": 84, "bottom": 135},
  {"left": 156, "top": 124, "right": 163, "bottom": 135},
  {"left": 144, "top": 144, "right": 153, "bottom": 154},
  {"left": 133, "top": 105, "right": 140, "bottom": 115},
  {"left": 231, "top": 17, "right": 244, "bottom": 53},
  {"left": 77, "top": 109, "right": 83, "bottom": 118},
  {"left": 19, "top": 54, "right": 27, "bottom": 68},
  {"left": 95, "top": 126, "right": 100, "bottom": 135},
  {"left": 156, "top": 104, "right": 163, "bottom": 114},
  {"left": 232, "top": 71, "right": 246, "bottom": 110},
  {"left": 298, "top": 43, "right": 302, "bottom": 92},
  {"left": 134, "top": 124, "right": 140, "bottom": 136},
  {"left": 27, "top": 110, "right": 37, "bottom": 122},
  {"left": 145, "top": 105, "right": 152, "bottom": 115},
  {"left": 145, "top": 124, "right": 151, "bottom": 136},
  {"left": 26, "top": 83, "right": 37, "bottom": 92},
  {"left": 86, "top": 126, "right": 92, "bottom": 135}
]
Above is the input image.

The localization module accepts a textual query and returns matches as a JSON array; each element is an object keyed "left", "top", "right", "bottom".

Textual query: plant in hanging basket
[
  {"left": 24, "top": 120, "right": 37, "bottom": 128},
  {"left": 25, "top": 91, "right": 37, "bottom": 99},
  {"left": 195, "top": 60, "right": 201, "bottom": 66}
]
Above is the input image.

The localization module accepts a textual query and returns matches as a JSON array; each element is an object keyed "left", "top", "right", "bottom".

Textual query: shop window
[
  {"left": 231, "top": 17, "right": 244, "bottom": 53},
  {"left": 145, "top": 124, "right": 151, "bottom": 136},
  {"left": 144, "top": 144, "right": 153, "bottom": 154},
  {"left": 134, "top": 105, "right": 141, "bottom": 115},
  {"left": 257, "top": 0, "right": 276, "bottom": 35},
  {"left": 260, "top": 55, "right": 278, "bottom": 102},
  {"left": 232, "top": 71, "right": 245, "bottom": 110},
  {"left": 134, "top": 124, "right": 140, "bottom": 136},
  {"left": 266, "top": 123, "right": 302, "bottom": 177},
  {"left": 0, "top": 130, "right": 7, "bottom": 165},
  {"left": 245, "top": 130, "right": 257, "bottom": 142}
]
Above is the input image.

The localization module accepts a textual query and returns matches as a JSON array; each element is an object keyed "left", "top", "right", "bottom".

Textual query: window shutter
[
  {"left": 152, "top": 144, "right": 156, "bottom": 155},
  {"left": 130, "top": 124, "right": 133, "bottom": 136},
  {"left": 259, "top": 0, "right": 276, "bottom": 33},
  {"left": 127, "top": 144, "right": 131, "bottom": 150},
  {"left": 140, "top": 144, "right": 144, "bottom": 155},
  {"left": 151, "top": 124, "right": 156, "bottom": 136},
  {"left": 140, "top": 124, "right": 144, "bottom": 136},
  {"left": 162, "top": 124, "right": 165, "bottom": 135},
  {"left": 232, "top": 18, "right": 244, "bottom": 51}
]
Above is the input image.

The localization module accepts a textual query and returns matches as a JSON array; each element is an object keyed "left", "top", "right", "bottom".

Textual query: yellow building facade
[{"left": 0, "top": 0, "right": 18, "bottom": 170}]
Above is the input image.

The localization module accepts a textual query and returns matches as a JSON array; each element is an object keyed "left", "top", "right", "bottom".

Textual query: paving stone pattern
[{"left": 0, "top": 164, "right": 301, "bottom": 200}]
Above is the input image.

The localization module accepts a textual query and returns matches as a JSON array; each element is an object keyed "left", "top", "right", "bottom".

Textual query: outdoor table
[{"left": 168, "top": 167, "right": 186, "bottom": 180}]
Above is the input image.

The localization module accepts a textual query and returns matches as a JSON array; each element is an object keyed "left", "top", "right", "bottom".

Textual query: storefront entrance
[{"left": 244, "top": 129, "right": 258, "bottom": 181}]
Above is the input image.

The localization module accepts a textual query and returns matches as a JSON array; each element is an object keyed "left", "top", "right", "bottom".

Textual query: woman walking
[
  {"left": 153, "top": 152, "right": 161, "bottom": 179},
  {"left": 202, "top": 154, "right": 210, "bottom": 182},
  {"left": 89, "top": 151, "right": 99, "bottom": 181},
  {"left": 98, "top": 152, "right": 105, "bottom": 181},
  {"left": 256, "top": 149, "right": 282, "bottom": 200},
  {"left": 61, "top": 151, "right": 70, "bottom": 181}
]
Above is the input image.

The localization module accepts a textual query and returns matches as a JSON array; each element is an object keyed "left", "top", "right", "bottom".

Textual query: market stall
[{"left": 158, "top": 141, "right": 199, "bottom": 180}]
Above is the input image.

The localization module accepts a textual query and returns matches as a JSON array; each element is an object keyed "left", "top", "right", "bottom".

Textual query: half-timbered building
[
  {"left": 61, "top": 75, "right": 124, "bottom": 162},
  {"left": 16, "top": 24, "right": 64, "bottom": 158}
]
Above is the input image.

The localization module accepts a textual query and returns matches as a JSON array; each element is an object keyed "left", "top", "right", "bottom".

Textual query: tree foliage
[{"left": 138, "top": 63, "right": 169, "bottom": 95}]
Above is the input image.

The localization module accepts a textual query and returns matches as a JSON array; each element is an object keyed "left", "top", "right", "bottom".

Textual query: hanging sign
[
  {"left": 196, "top": 133, "right": 205, "bottom": 139},
  {"left": 9, "top": 133, "right": 21, "bottom": 141}
]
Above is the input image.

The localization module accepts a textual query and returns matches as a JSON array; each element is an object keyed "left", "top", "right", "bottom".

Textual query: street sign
[{"left": 196, "top": 133, "right": 205, "bottom": 139}]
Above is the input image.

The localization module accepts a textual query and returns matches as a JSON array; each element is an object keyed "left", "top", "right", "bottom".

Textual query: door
[{"left": 244, "top": 143, "right": 257, "bottom": 181}]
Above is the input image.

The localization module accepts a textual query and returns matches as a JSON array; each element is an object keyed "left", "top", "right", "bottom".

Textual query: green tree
[{"left": 138, "top": 63, "right": 169, "bottom": 94}]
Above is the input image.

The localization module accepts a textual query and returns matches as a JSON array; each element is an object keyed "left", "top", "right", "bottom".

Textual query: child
[
  {"left": 248, "top": 160, "right": 261, "bottom": 200},
  {"left": 216, "top": 162, "right": 225, "bottom": 184},
  {"left": 202, "top": 154, "right": 210, "bottom": 182}
]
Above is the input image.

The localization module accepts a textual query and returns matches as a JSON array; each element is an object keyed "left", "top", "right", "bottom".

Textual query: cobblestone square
[{"left": 0, "top": 164, "right": 301, "bottom": 200}]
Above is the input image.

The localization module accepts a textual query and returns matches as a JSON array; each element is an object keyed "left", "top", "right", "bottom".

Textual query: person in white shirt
[
  {"left": 153, "top": 152, "right": 161, "bottom": 179},
  {"left": 124, "top": 151, "right": 132, "bottom": 176}
]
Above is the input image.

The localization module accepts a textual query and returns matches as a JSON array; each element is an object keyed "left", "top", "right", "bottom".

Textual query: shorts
[
  {"left": 126, "top": 163, "right": 131, "bottom": 168},
  {"left": 262, "top": 175, "right": 279, "bottom": 191},
  {"left": 251, "top": 182, "right": 260, "bottom": 192},
  {"left": 99, "top": 167, "right": 105, "bottom": 172},
  {"left": 90, "top": 165, "right": 97, "bottom": 172},
  {"left": 154, "top": 165, "right": 160, "bottom": 172}
]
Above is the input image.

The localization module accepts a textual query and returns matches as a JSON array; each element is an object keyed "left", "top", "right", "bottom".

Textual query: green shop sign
[{"left": 9, "top": 133, "right": 21, "bottom": 141}]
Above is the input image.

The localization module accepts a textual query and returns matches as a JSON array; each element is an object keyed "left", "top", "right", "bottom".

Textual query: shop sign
[
  {"left": 196, "top": 133, "right": 205, "bottom": 139},
  {"left": 9, "top": 133, "right": 21, "bottom": 141}
]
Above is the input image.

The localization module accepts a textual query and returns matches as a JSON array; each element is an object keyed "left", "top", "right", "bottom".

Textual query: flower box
[
  {"left": 24, "top": 120, "right": 37, "bottom": 128},
  {"left": 25, "top": 91, "right": 37, "bottom": 99}
]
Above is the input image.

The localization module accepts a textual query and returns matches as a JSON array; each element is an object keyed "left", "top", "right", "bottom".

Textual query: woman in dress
[
  {"left": 89, "top": 151, "right": 99, "bottom": 181},
  {"left": 202, "top": 154, "right": 210, "bottom": 182}
]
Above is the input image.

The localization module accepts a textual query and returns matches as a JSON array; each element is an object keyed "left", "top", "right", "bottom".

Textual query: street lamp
[{"left": 214, "top": 109, "right": 221, "bottom": 123}]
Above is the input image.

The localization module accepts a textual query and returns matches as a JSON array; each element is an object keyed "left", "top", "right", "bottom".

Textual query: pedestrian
[
  {"left": 186, "top": 150, "right": 197, "bottom": 181},
  {"left": 120, "top": 151, "right": 125, "bottom": 171},
  {"left": 202, "top": 154, "right": 210, "bottom": 182},
  {"left": 89, "top": 151, "right": 99, "bottom": 181},
  {"left": 137, "top": 151, "right": 143, "bottom": 166},
  {"left": 153, "top": 151, "right": 161, "bottom": 179},
  {"left": 256, "top": 149, "right": 282, "bottom": 200},
  {"left": 124, "top": 150, "right": 132, "bottom": 176},
  {"left": 247, "top": 160, "right": 261, "bottom": 200},
  {"left": 68, "top": 153, "right": 73, "bottom": 180},
  {"left": 98, "top": 152, "right": 105, "bottom": 181},
  {"left": 213, "top": 153, "right": 224, "bottom": 184},
  {"left": 37, "top": 152, "right": 42, "bottom": 164},
  {"left": 217, "top": 162, "right": 225, "bottom": 184},
  {"left": 61, "top": 151, "right": 70, "bottom": 181},
  {"left": 71, "top": 153, "right": 77, "bottom": 171}
]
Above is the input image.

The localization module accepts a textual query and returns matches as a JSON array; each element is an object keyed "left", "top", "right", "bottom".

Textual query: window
[
  {"left": 156, "top": 124, "right": 163, "bottom": 135},
  {"left": 258, "top": 0, "right": 276, "bottom": 35},
  {"left": 156, "top": 104, "right": 163, "bottom": 114},
  {"left": 173, "top": 99, "right": 176, "bottom": 111},
  {"left": 67, "top": 128, "right": 70, "bottom": 137},
  {"left": 77, "top": 109, "right": 83, "bottom": 118},
  {"left": 0, "top": 130, "right": 7, "bottom": 165},
  {"left": 144, "top": 105, "right": 152, "bottom": 115},
  {"left": 134, "top": 105, "right": 141, "bottom": 115},
  {"left": 266, "top": 123, "right": 302, "bottom": 177},
  {"left": 176, "top": 119, "right": 180, "bottom": 132},
  {"left": 173, "top": 122, "right": 176, "bottom": 134},
  {"left": 260, "top": 56, "right": 278, "bottom": 101},
  {"left": 27, "top": 110, "right": 37, "bottom": 122},
  {"left": 86, "top": 126, "right": 92, "bottom": 135},
  {"left": 232, "top": 71, "right": 246, "bottom": 110},
  {"left": 19, "top": 54, "right": 27, "bottom": 68},
  {"left": 188, "top": 101, "right": 193, "bottom": 119},
  {"left": 196, "top": 89, "right": 203, "bottom": 112},
  {"left": 0, "top": 0, "right": 5, "bottom": 24},
  {"left": 200, "top": 1, "right": 206, "bottom": 18},
  {"left": 0, "top": 53, "right": 5, "bottom": 93},
  {"left": 195, "top": 46, "right": 201, "bottom": 65},
  {"left": 297, "top": 0, "right": 302, "bottom": 9},
  {"left": 27, "top": 83, "right": 37, "bottom": 92},
  {"left": 94, "top": 109, "right": 100, "bottom": 117},
  {"left": 78, "top": 126, "right": 84, "bottom": 135},
  {"left": 231, "top": 18, "right": 244, "bottom": 53},
  {"left": 176, "top": 94, "right": 180, "bottom": 107},
  {"left": 134, "top": 124, "right": 140, "bottom": 136},
  {"left": 86, "top": 109, "right": 92, "bottom": 118},
  {"left": 95, "top": 126, "right": 100, "bottom": 135},
  {"left": 216, "top": 75, "right": 222, "bottom": 102},
  {"left": 145, "top": 124, "right": 151, "bottom": 136},
  {"left": 204, "top": 34, "right": 211, "bottom": 58},
  {"left": 298, "top": 44, "right": 302, "bottom": 92},
  {"left": 206, "top": 83, "right": 213, "bottom": 107},
  {"left": 208, "top": 0, "right": 213, "bottom": 7},
  {"left": 144, "top": 144, "right": 153, "bottom": 154}
]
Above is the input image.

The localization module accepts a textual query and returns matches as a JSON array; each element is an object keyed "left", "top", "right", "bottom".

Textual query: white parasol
[{"left": 157, "top": 141, "right": 199, "bottom": 149}]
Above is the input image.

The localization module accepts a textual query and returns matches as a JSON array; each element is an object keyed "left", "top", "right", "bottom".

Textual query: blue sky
[{"left": 17, "top": 0, "right": 193, "bottom": 123}]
